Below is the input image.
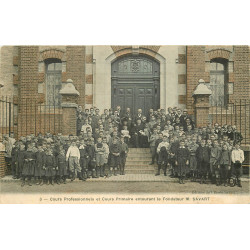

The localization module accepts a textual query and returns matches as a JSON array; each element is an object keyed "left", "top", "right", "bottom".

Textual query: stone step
[
  {"left": 125, "top": 163, "right": 156, "bottom": 167},
  {"left": 125, "top": 166, "right": 157, "bottom": 170},
  {"left": 125, "top": 169, "right": 155, "bottom": 174},
  {"left": 127, "top": 156, "right": 152, "bottom": 160},
  {"left": 128, "top": 153, "right": 152, "bottom": 157},
  {"left": 125, "top": 160, "right": 153, "bottom": 164},
  {"left": 129, "top": 148, "right": 151, "bottom": 152}
]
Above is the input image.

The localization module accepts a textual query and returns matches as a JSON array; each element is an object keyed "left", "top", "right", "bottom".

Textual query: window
[
  {"left": 45, "top": 59, "right": 62, "bottom": 106},
  {"left": 209, "top": 59, "right": 228, "bottom": 106}
]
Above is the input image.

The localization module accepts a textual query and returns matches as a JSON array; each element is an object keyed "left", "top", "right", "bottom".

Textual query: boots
[
  {"left": 216, "top": 178, "right": 220, "bottom": 186},
  {"left": 100, "top": 166, "right": 104, "bottom": 177},
  {"left": 155, "top": 165, "right": 161, "bottom": 176},
  {"left": 114, "top": 168, "right": 117, "bottom": 176},
  {"left": 237, "top": 179, "right": 242, "bottom": 188},
  {"left": 92, "top": 169, "right": 97, "bottom": 178},
  {"left": 200, "top": 176, "right": 204, "bottom": 184},
  {"left": 121, "top": 165, "right": 125, "bottom": 175},
  {"left": 71, "top": 171, "right": 75, "bottom": 181},
  {"left": 21, "top": 179, "right": 25, "bottom": 187},
  {"left": 63, "top": 177, "right": 67, "bottom": 184},
  {"left": 108, "top": 168, "right": 113, "bottom": 177},
  {"left": 149, "top": 158, "right": 154, "bottom": 165},
  {"left": 56, "top": 177, "right": 61, "bottom": 185},
  {"left": 179, "top": 177, "right": 182, "bottom": 184},
  {"left": 182, "top": 176, "right": 185, "bottom": 184},
  {"left": 39, "top": 178, "right": 44, "bottom": 186},
  {"left": 224, "top": 179, "right": 228, "bottom": 187},
  {"left": 51, "top": 178, "right": 54, "bottom": 185},
  {"left": 28, "top": 178, "right": 32, "bottom": 186},
  {"left": 35, "top": 177, "right": 39, "bottom": 185}
]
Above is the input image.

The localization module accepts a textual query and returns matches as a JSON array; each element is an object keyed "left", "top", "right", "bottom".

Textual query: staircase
[{"left": 125, "top": 148, "right": 156, "bottom": 174}]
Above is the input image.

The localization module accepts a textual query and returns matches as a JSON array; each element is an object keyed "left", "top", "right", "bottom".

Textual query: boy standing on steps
[
  {"left": 120, "top": 136, "right": 129, "bottom": 175},
  {"left": 156, "top": 135, "right": 169, "bottom": 176},
  {"left": 149, "top": 128, "right": 158, "bottom": 165},
  {"left": 109, "top": 137, "right": 121, "bottom": 176}
]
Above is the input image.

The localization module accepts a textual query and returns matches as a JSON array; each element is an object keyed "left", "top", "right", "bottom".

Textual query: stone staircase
[{"left": 125, "top": 148, "right": 156, "bottom": 174}]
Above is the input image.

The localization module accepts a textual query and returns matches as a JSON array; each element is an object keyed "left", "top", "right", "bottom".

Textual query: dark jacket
[{"left": 196, "top": 145, "right": 210, "bottom": 163}]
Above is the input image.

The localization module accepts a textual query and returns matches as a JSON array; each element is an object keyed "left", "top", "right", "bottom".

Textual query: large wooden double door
[{"left": 111, "top": 55, "right": 160, "bottom": 116}]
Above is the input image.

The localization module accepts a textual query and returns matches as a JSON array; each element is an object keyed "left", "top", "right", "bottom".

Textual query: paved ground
[{"left": 1, "top": 175, "right": 249, "bottom": 194}]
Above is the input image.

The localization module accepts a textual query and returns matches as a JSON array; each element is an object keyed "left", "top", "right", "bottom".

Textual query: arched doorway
[{"left": 111, "top": 55, "right": 160, "bottom": 115}]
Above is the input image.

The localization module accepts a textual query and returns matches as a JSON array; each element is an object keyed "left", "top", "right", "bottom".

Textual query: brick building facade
[{"left": 0, "top": 45, "right": 249, "bottom": 140}]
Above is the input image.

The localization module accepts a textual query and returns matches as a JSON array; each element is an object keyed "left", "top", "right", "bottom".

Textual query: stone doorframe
[{"left": 99, "top": 47, "right": 166, "bottom": 110}]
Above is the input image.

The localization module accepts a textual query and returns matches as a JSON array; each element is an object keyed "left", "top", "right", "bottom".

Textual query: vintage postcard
[{"left": 0, "top": 45, "right": 249, "bottom": 204}]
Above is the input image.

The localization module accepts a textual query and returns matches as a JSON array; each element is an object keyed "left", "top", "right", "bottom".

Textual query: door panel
[{"left": 111, "top": 55, "right": 160, "bottom": 116}]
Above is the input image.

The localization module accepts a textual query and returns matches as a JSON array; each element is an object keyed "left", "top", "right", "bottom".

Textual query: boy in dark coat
[
  {"left": 85, "top": 139, "right": 96, "bottom": 178},
  {"left": 219, "top": 144, "right": 231, "bottom": 186},
  {"left": 11, "top": 143, "right": 18, "bottom": 179},
  {"left": 44, "top": 148, "right": 56, "bottom": 185},
  {"left": 34, "top": 145, "right": 46, "bottom": 185},
  {"left": 21, "top": 145, "right": 35, "bottom": 187},
  {"left": 209, "top": 140, "right": 221, "bottom": 185},
  {"left": 196, "top": 140, "right": 210, "bottom": 184},
  {"left": 175, "top": 141, "right": 190, "bottom": 184},
  {"left": 79, "top": 140, "right": 88, "bottom": 181},
  {"left": 17, "top": 144, "right": 25, "bottom": 179},
  {"left": 120, "top": 136, "right": 129, "bottom": 175},
  {"left": 56, "top": 147, "right": 68, "bottom": 184},
  {"left": 109, "top": 137, "right": 121, "bottom": 176}
]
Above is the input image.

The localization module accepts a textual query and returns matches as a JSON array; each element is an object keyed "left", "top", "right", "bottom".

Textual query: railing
[
  {"left": 0, "top": 97, "right": 63, "bottom": 138},
  {"left": 209, "top": 100, "right": 250, "bottom": 145},
  {"left": 0, "top": 96, "right": 17, "bottom": 136}
]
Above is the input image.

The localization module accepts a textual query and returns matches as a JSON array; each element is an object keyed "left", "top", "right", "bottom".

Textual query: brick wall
[
  {"left": 0, "top": 151, "right": 6, "bottom": 178},
  {"left": 231, "top": 46, "right": 249, "bottom": 102},
  {"left": 66, "top": 46, "right": 85, "bottom": 107},
  {"left": 17, "top": 46, "right": 39, "bottom": 137},
  {"left": 186, "top": 46, "right": 206, "bottom": 114}
]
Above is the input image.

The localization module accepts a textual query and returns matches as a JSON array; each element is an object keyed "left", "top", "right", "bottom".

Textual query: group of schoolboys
[{"left": 2, "top": 105, "right": 245, "bottom": 187}]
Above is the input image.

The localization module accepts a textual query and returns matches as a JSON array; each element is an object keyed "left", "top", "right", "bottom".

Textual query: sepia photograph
[{"left": 0, "top": 45, "right": 249, "bottom": 204}]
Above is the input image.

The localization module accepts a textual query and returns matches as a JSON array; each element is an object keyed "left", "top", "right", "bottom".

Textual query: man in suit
[
  {"left": 131, "top": 119, "right": 145, "bottom": 148},
  {"left": 133, "top": 109, "right": 143, "bottom": 124}
]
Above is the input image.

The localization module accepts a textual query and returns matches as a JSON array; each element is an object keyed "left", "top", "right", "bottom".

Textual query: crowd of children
[{"left": 2, "top": 105, "right": 245, "bottom": 187}]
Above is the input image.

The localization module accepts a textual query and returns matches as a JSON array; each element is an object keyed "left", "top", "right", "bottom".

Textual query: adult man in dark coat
[
  {"left": 121, "top": 107, "right": 133, "bottom": 130},
  {"left": 131, "top": 119, "right": 145, "bottom": 148}
]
